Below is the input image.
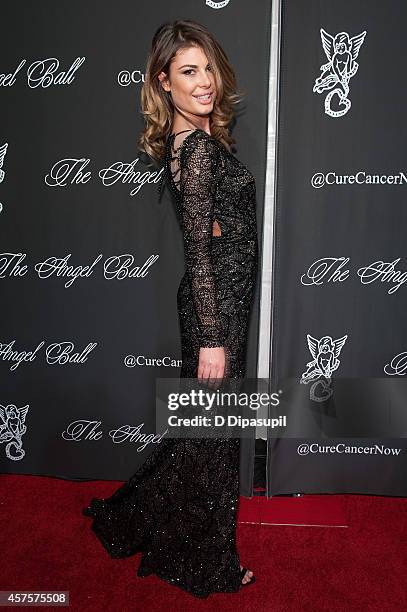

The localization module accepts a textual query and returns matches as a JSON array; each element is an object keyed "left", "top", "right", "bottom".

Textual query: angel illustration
[
  {"left": 0, "top": 403, "right": 29, "bottom": 460},
  {"left": 0, "top": 142, "right": 8, "bottom": 183},
  {"left": 313, "top": 28, "right": 366, "bottom": 117},
  {"left": 300, "top": 334, "right": 348, "bottom": 384}
]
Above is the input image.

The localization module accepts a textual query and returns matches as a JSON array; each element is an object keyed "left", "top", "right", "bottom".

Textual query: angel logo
[
  {"left": 205, "top": 0, "right": 231, "bottom": 8},
  {"left": 300, "top": 334, "right": 348, "bottom": 402},
  {"left": 0, "top": 142, "right": 8, "bottom": 183},
  {"left": 0, "top": 403, "right": 29, "bottom": 461},
  {"left": 0, "top": 142, "right": 8, "bottom": 214},
  {"left": 313, "top": 28, "right": 366, "bottom": 117}
]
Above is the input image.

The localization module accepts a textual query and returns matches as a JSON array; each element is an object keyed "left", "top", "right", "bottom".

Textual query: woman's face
[{"left": 159, "top": 45, "right": 216, "bottom": 117}]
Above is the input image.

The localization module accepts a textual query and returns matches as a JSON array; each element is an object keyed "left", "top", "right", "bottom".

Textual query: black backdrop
[
  {"left": 3, "top": 0, "right": 406, "bottom": 498},
  {"left": 268, "top": 0, "right": 407, "bottom": 496},
  {"left": 0, "top": 1, "right": 271, "bottom": 490}
]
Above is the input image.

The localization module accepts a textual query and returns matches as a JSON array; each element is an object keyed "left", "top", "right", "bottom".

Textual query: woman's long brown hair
[{"left": 138, "top": 19, "right": 245, "bottom": 164}]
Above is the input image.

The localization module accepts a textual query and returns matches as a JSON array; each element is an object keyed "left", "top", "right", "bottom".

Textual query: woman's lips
[{"left": 193, "top": 92, "right": 213, "bottom": 105}]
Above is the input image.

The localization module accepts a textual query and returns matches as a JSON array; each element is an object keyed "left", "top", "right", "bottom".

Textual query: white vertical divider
[{"left": 256, "top": 0, "right": 282, "bottom": 440}]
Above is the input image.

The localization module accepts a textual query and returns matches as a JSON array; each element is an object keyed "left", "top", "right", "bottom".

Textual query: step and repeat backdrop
[
  {"left": 268, "top": 0, "right": 407, "bottom": 496},
  {"left": 0, "top": 0, "right": 270, "bottom": 484},
  {"left": 2, "top": 0, "right": 405, "bottom": 498}
]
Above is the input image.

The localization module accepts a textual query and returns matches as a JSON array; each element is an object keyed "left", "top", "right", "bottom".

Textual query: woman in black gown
[{"left": 82, "top": 19, "right": 259, "bottom": 599}]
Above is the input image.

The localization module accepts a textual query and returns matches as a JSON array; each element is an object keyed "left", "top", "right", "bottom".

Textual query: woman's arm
[{"left": 179, "top": 134, "right": 223, "bottom": 348}]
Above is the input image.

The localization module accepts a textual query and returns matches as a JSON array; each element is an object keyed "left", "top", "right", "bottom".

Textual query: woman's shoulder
[
  {"left": 178, "top": 128, "right": 225, "bottom": 164},
  {"left": 178, "top": 127, "right": 219, "bottom": 147}
]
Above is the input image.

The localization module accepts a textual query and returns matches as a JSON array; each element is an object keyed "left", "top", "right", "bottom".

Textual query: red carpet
[
  {"left": 239, "top": 492, "right": 348, "bottom": 527},
  {"left": 0, "top": 474, "right": 406, "bottom": 611}
]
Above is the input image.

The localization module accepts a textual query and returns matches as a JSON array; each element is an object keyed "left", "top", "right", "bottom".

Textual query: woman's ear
[{"left": 158, "top": 71, "right": 170, "bottom": 93}]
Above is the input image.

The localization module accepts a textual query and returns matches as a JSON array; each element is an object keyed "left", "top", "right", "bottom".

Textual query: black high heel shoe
[{"left": 240, "top": 566, "right": 256, "bottom": 587}]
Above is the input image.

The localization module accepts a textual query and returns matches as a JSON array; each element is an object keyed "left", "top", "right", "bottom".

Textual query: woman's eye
[{"left": 183, "top": 67, "right": 212, "bottom": 75}]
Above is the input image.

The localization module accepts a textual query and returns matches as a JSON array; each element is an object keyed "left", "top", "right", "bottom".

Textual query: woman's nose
[{"left": 198, "top": 70, "right": 212, "bottom": 87}]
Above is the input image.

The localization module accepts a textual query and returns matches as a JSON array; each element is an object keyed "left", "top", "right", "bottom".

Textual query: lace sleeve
[{"left": 179, "top": 135, "right": 223, "bottom": 348}]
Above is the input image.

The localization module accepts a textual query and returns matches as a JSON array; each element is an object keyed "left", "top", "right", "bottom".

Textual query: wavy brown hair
[{"left": 138, "top": 19, "right": 245, "bottom": 163}]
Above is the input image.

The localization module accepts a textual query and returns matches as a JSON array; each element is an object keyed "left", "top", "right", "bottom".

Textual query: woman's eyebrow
[{"left": 178, "top": 63, "right": 210, "bottom": 69}]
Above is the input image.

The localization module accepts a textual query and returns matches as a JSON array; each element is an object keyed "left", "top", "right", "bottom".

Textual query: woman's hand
[{"left": 198, "top": 346, "right": 225, "bottom": 389}]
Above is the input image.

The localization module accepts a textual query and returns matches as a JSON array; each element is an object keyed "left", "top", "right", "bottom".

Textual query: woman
[{"left": 82, "top": 19, "right": 259, "bottom": 598}]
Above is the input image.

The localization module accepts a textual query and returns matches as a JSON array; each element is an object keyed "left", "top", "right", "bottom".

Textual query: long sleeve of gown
[{"left": 179, "top": 135, "right": 223, "bottom": 348}]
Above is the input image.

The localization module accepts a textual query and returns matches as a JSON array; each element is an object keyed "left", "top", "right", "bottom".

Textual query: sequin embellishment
[{"left": 82, "top": 128, "right": 259, "bottom": 598}]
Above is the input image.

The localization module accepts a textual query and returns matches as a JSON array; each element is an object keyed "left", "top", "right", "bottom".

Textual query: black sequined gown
[{"left": 82, "top": 128, "right": 259, "bottom": 598}]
